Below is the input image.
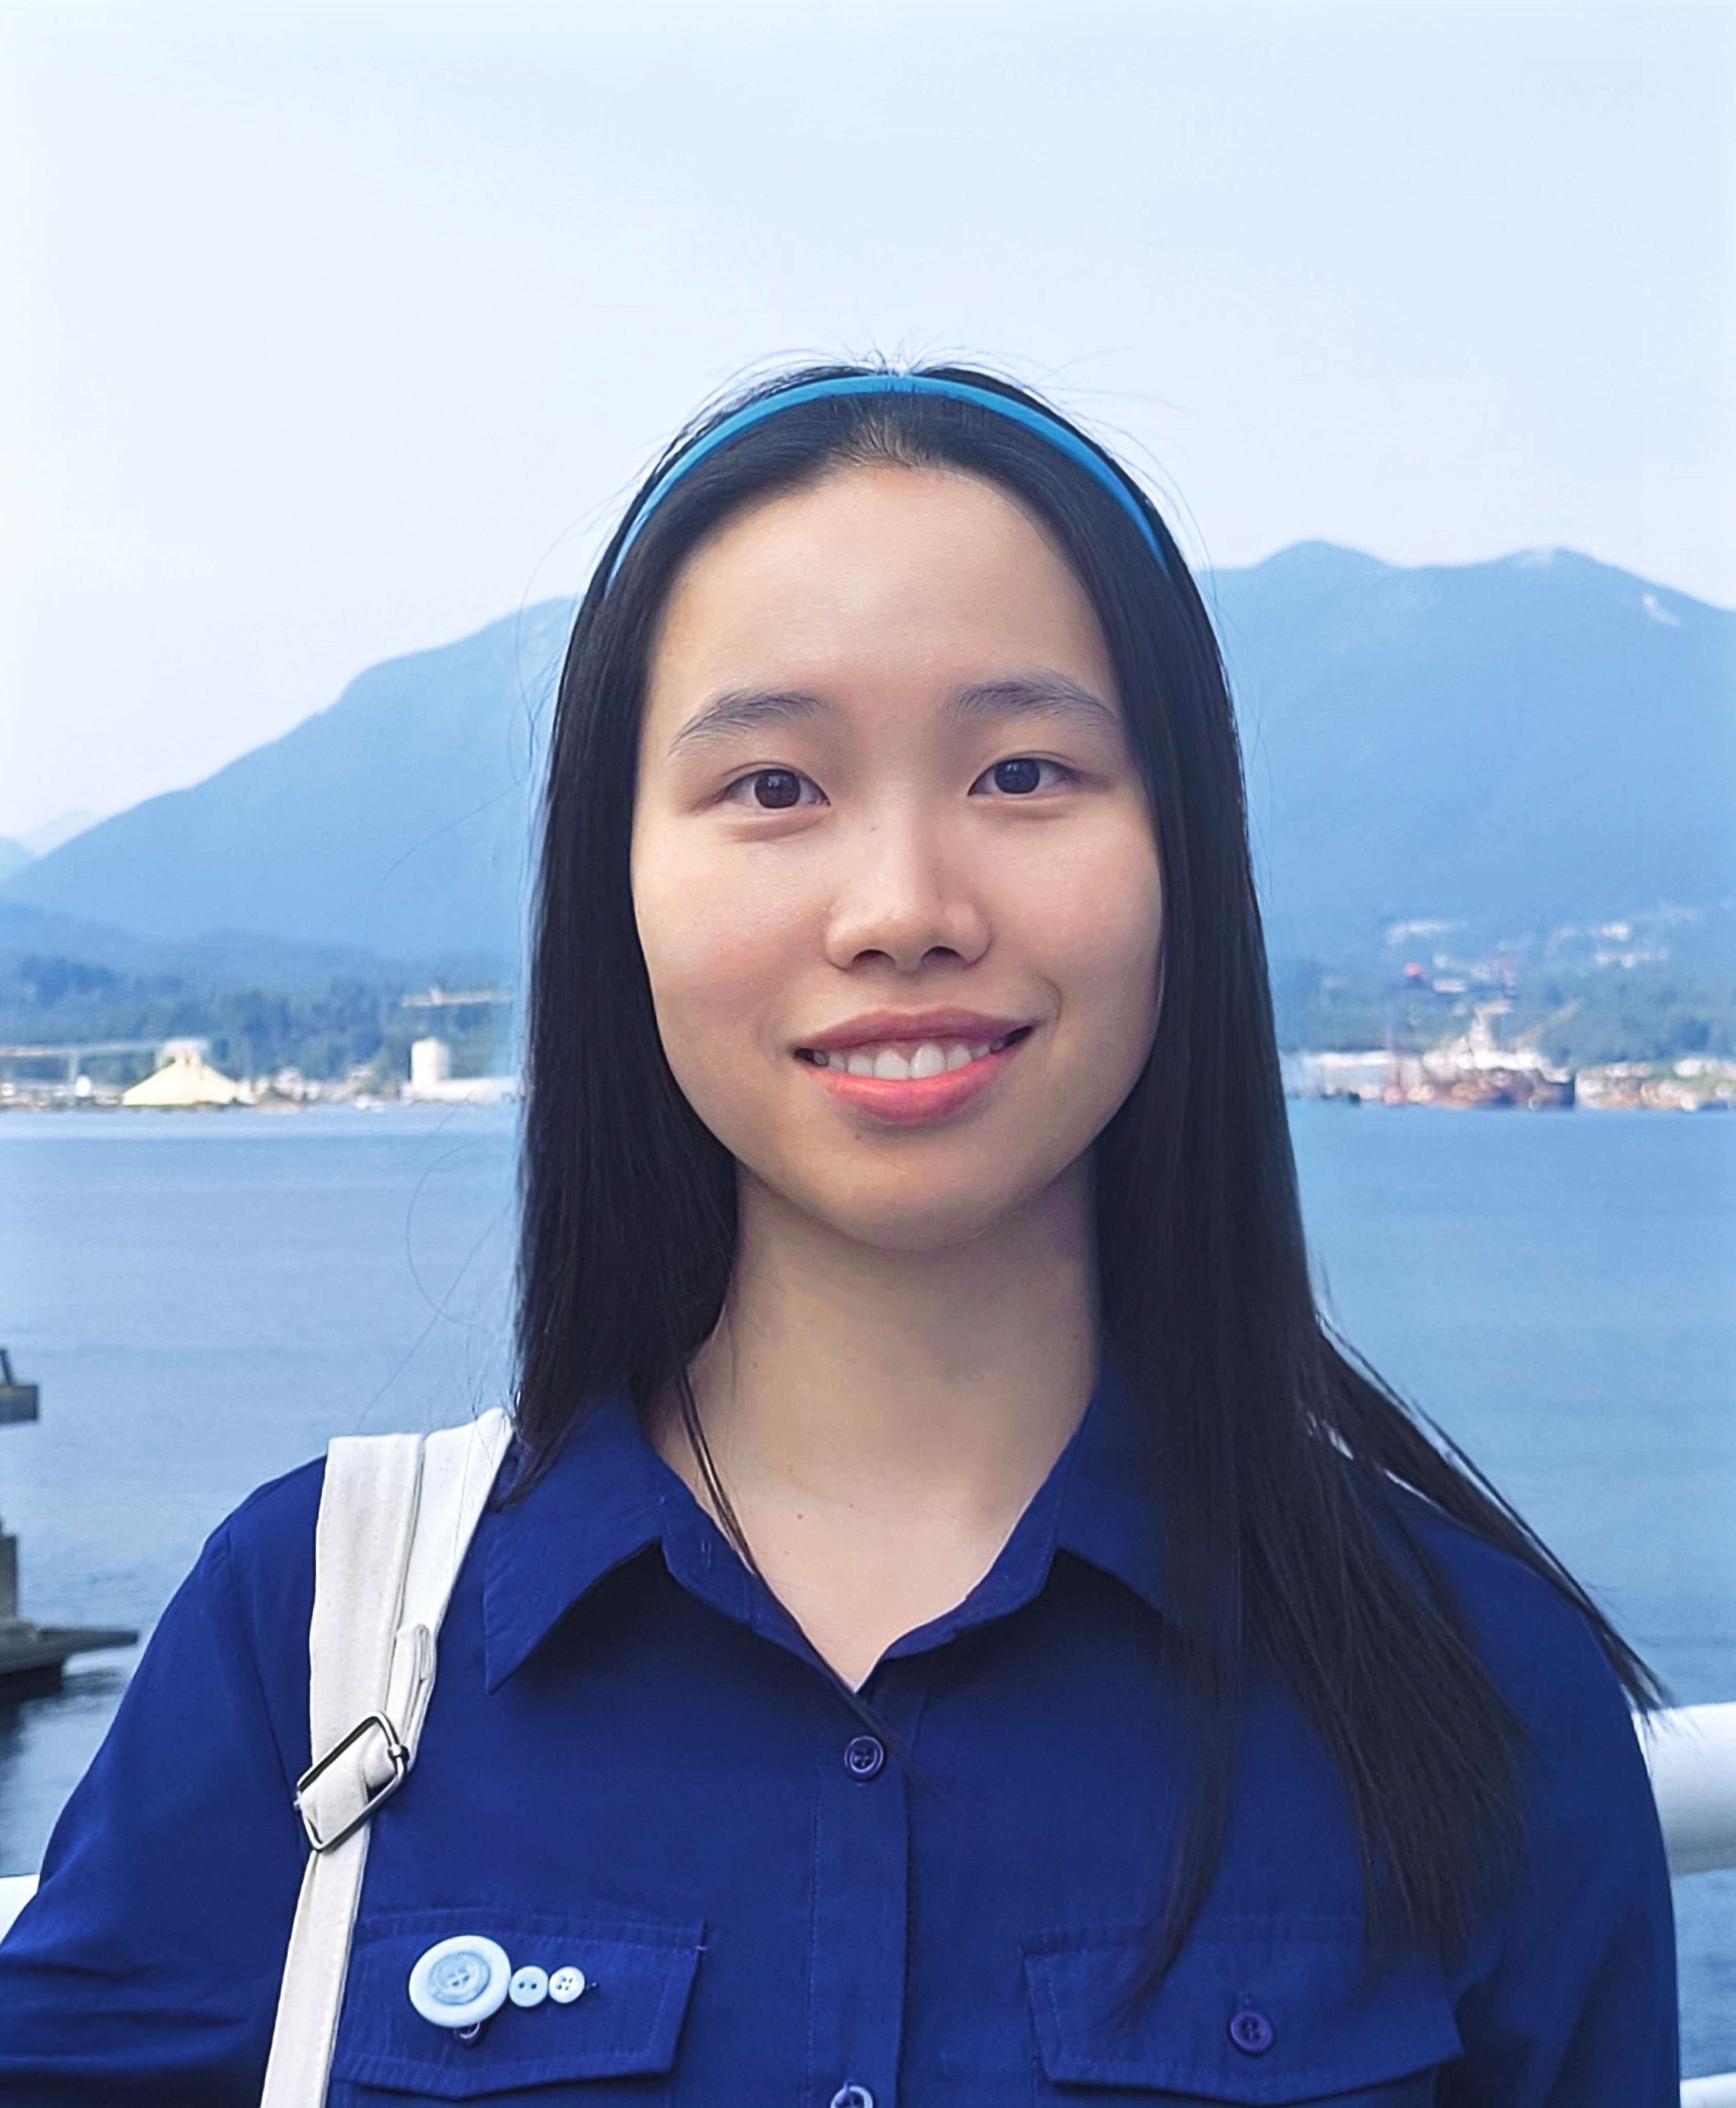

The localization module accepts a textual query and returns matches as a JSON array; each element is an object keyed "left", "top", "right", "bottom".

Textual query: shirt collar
[
  {"left": 482, "top": 1393, "right": 672, "bottom": 1692},
  {"left": 482, "top": 1359, "right": 1165, "bottom": 1692},
  {"left": 1054, "top": 1354, "right": 1166, "bottom": 1617}
]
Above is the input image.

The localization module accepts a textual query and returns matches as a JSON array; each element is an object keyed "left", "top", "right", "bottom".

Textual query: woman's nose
[{"left": 820, "top": 812, "right": 990, "bottom": 974}]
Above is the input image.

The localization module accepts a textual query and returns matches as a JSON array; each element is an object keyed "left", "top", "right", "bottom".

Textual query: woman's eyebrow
[
  {"left": 667, "top": 672, "right": 1117, "bottom": 759},
  {"left": 668, "top": 688, "right": 831, "bottom": 757},
  {"left": 947, "top": 674, "right": 1119, "bottom": 732}
]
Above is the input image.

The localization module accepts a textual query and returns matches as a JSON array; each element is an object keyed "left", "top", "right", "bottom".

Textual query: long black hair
[{"left": 516, "top": 360, "right": 1661, "bottom": 1987}]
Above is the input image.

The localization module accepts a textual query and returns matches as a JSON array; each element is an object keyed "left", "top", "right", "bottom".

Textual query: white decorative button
[
  {"left": 831, "top": 2087, "right": 874, "bottom": 2108},
  {"left": 548, "top": 1964, "right": 588, "bottom": 2004},
  {"left": 508, "top": 1964, "right": 549, "bottom": 2008},
  {"left": 407, "top": 1935, "right": 512, "bottom": 2029}
]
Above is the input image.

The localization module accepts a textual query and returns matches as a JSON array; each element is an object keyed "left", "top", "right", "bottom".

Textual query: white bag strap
[{"left": 260, "top": 1407, "right": 513, "bottom": 2108}]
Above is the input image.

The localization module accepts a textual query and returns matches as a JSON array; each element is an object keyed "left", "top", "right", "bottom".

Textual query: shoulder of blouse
[
  {"left": 1375, "top": 1475, "right": 1651, "bottom": 1764},
  {"left": 210, "top": 1452, "right": 327, "bottom": 1618}
]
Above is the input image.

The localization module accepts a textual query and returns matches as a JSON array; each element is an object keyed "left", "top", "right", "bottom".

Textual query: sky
[{"left": 2, "top": 0, "right": 1732, "bottom": 841}]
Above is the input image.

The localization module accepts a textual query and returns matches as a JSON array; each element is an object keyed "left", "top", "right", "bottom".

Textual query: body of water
[{"left": 0, "top": 1102, "right": 1730, "bottom": 2070}]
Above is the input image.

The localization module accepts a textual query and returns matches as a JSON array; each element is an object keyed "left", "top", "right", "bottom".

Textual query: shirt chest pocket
[
  {"left": 1023, "top": 1918, "right": 1460, "bottom": 2106},
  {"left": 328, "top": 1907, "right": 704, "bottom": 2106}
]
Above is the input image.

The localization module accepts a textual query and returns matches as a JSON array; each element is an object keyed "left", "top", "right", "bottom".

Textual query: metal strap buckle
[{"left": 294, "top": 1711, "right": 411, "bottom": 1853}]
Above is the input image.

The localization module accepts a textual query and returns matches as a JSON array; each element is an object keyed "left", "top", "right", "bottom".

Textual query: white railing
[
  {"left": 1639, "top": 1703, "right": 1736, "bottom": 2103},
  {"left": 0, "top": 1701, "right": 1731, "bottom": 2095},
  {"left": 0, "top": 1873, "right": 31, "bottom": 1939},
  {"left": 1638, "top": 1702, "right": 1736, "bottom": 1875}
]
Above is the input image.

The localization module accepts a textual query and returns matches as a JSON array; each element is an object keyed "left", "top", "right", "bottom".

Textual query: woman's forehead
[{"left": 643, "top": 463, "right": 1116, "bottom": 718}]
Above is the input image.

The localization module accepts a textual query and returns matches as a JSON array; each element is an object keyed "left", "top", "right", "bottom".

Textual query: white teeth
[{"left": 806, "top": 1037, "right": 1007, "bottom": 1075}]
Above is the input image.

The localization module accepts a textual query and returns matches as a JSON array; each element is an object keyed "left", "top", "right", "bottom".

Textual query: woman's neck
[{"left": 651, "top": 1160, "right": 1099, "bottom": 1686}]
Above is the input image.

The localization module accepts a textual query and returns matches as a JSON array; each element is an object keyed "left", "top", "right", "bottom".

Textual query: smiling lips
[{"left": 795, "top": 1016, "right": 1034, "bottom": 1124}]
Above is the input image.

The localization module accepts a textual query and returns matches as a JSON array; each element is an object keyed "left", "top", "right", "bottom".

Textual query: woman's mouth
[
  {"left": 799, "top": 1027, "right": 1027, "bottom": 1078},
  {"left": 794, "top": 1027, "right": 1034, "bottom": 1123}
]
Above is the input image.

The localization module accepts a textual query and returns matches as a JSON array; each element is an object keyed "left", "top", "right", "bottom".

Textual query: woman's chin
[{"left": 771, "top": 1163, "right": 1074, "bottom": 1258}]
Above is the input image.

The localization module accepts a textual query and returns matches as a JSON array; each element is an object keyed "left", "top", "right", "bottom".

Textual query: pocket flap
[
  {"left": 1024, "top": 1918, "right": 1460, "bottom": 2103},
  {"left": 332, "top": 1907, "right": 704, "bottom": 2099}
]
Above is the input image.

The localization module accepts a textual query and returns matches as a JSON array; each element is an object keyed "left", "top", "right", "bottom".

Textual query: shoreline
[{"left": 1, "top": 1090, "right": 1728, "bottom": 1118}]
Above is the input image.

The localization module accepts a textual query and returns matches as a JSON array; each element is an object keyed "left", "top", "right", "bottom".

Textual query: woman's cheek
[
  {"left": 1004, "top": 821, "right": 1162, "bottom": 1015},
  {"left": 637, "top": 855, "right": 804, "bottom": 1128}
]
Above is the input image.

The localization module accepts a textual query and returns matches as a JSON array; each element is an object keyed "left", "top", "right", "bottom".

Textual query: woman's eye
[
  {"left": 724, "top": 760, "right": 1069, "bottom": 806},
  {"left": 725, "top": 767, "right": 819, "bottom": 811},
  {"left": 974, "top": 757, "right": 1072, "bottom": 796}
]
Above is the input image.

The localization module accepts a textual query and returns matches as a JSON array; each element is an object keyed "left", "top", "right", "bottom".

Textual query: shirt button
[
  {"left": 1228, "top": 2005, "right": 1275, "bottom": 2054},
  {"left": 508, "top": 1964, "right": 549, "bottom": 2008},
  {"left": 548, "top": 1965, "right": 588, "bottom": 2004},
  {"left": 830, "top": 2087, "right": 875, "bottom": 2108},
  {"left": 843, "top": 1733, "right": 886, "bottom": 1780},
  {"left": 406, "top": 1935, "right": 512, "bottom": 2029}
]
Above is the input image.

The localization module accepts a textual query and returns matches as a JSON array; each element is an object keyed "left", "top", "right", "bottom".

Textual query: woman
[{"left": 0, "top": 367, "right": 1676, "bottom": 2104}]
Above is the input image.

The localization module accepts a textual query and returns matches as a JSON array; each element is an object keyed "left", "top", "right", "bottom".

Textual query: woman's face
[{"left": 631, "top": 462, "right": 1164, "bottom": 1252}]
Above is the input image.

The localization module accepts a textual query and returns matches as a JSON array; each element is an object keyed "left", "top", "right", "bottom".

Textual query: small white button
[
  {"left": 831, "top": 2087, "right": 874, "bottom": 2108},
  {"left": 508, "top": 1964, "right": 549, "bottom": 2008},
  {"left": 548, "top": 1964, "right": 588, "bottom": 2004},
  {"left": 407, "top": 1935, "right": 512, "bottom": 2029}
]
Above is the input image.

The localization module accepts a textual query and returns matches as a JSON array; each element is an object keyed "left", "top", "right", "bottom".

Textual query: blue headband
[{"left": 606, "top": 374, "right": 1170, "bottom": 584}]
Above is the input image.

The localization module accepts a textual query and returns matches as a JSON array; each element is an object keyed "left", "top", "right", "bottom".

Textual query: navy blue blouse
[{"left": 0, "top": 1371, "right": 1676, "bottom": 2105}]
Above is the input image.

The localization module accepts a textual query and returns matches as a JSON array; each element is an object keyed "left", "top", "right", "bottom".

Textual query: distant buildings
[
  {"left": 1285, "top": 1004, "right": 1573, "bottom": 1108},
  {"left": 401, "top": 1035, "right": 516, "bottom": 1105},
  {"left": 1285, "top": 1004, "right": 1736, "bottom": 1111},
  {"left": 1576, "top": 1060, "right": 1736, "bottom": 1112},
  {"left": 0, "top": 1030, "right": 521, "bottom": 1110},
  {"left": 119, "top": 1040, "right": 242, "bottom": 1108},
  {"left": 411, "top": 1036, "right": 451, "bottom": 1092}
]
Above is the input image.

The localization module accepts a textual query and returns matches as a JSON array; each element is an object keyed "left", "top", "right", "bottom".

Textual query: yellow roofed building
[{"left": 121, "top": 1040, "right": 244, "bottom": 1109}]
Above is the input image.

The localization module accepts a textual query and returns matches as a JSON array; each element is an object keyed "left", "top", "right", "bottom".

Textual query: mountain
[
  {"left": 3, "top": 602, "right": 571, "bottom": 971},
  {"left": 17, "top": 809, "right": 99, "bottom": 858},
  {"left": 1207, "top": 543, "right": 1733, "bottom": 959},
  {"left": 0, "top": 810, "right": 99, "bottom": 888},
  {"left": 0, "top": 897, "right": 414, "bottom": 988},
  {"left": 5, "top": 547, "right": 1730, "bottom": 972}
]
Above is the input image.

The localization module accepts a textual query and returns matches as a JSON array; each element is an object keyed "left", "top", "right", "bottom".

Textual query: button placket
[{"left": 805, "top": 1709, "right": 907, "bottom": 2108}]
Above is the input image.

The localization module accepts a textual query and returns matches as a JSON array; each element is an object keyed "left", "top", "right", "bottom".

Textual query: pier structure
[
  {"left": 0, "top": 1350, "right": 136, "bottom": 1689},
  {"left": 400, "top": 986, "right": 514, "bottom": 1011},
  {"left": 0, "top": 1038, "right": 166, "bottom": 1102}
]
